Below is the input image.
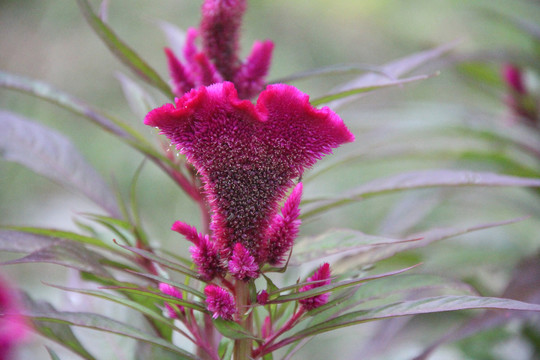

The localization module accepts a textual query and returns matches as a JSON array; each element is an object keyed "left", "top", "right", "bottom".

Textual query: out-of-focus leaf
[
  {"left": 0, "top": 230, "right": 55, "bottom": 253},
  {"left": 1, "top": 226, "right": 116, "bottom": 252},
  {"left": 157, "top": 20, "right": 186, "bottom": 56},
  {"left": 290, "top": 229, "right": 419, "bottom": 266},
  {"left": 77, "top": 0, "right": 173, "bottom": 99},
  {"left": 19, "top": 294, "right": 197, "bottom": 360},
  {"left": 0, "top": 72, "right": 129, "bottom": 138},
  {"left": 115, "top": 242, "right": 199, "bottom": 279},
  {"left": 278, "top": 296, "right": 540, "bottom": 350},
  {"left": 303, "top": 170, "right": 540, "bottom": 218},
  {"left": 327, "top": 42, "right": 457, "bottom": 108},
  {"left": 334, "top": 217, "right": 525, "bottom": 272},
  {"left": 0, "top": 111, "right": 120, "bottom": 217},
  {"left": 310, "top": 73, "right": 434, "bottom": 106},
  {"left": 115, "top": 72, "right": 157, "bottom": 120},
  {"left": 273, "top": 63, "right": 390, "bottom": 84},
  {"left": 135, "top": 344, "right": 185, "bottom": 360},
  {"left": 214, "top": 318, "right": 261, "bottom": 340},
  {"left": 21, "top": 293, "right": 97, "bottom": 360},
  {"left": 46, "top": 347, "right": 62, "bottom": 360},
  {"left": 269, "top": 266, "right": 417, "bottom": 304},
  {"left": 103, "top": 286, "right": 207, "bottom": 312},
  {"left": 126, "top": 271, "right": 205, "bottom": 298},
  {"left": 1, "top": 240, "right": 110, "bottom": 277}
]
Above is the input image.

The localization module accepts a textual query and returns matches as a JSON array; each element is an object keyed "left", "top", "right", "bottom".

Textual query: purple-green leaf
[
  {"left": 277, "top": 295, "right": 540, "bottom": 350},
  {"left": 0, "top": 111, "right": 120, "bottom": 217},
  {"left": 77, "top": 0, "right": 173, "bottom": 99},
  {"left": 0, "top": 230, "right": 55, "bottom": 253},
  {"left": 19, "top": 294, "right": 198, "bottom": 360},
  {"left": 303, "top": 170, "right": 540, "bottom": 218},
  {"left": 213, "top": 318, "right": 262, "bottom": 341}
]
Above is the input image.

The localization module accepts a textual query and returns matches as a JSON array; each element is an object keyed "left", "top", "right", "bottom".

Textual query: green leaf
[
  {"left": 0, "top": 111, "right": 120, "bottom": 217},
  {"left": 46, "top": 347, "right": 62, "bottom": 360},
  {"left": 290, "top": 229, "right": 418, "bottom": 266},
  {"left": 77, "top": 0, "right": 173, "bottom": 99},
  {"left": 21, "top": 293, "right": 97, "bottom": 360},
  {"left": 333, "top": 217, "right": 526, "bottom": 271},
  {"left": 269, "top": 265, "right": 417, "bottom": 304},
  {"left": 126, "top": 270, "right": 205, "bottom": 299},
  {"left": 302, "top": 170, "right": 540, "bottom": 218},
  {"left": 310, "top": 73, "right": 436, "bottom": 106},
  {"left": 0, "top": 230, "right": 55, "bottom": 253},
  {"left": 272, "top": 63, "right": 389, "bottom": 84},
  {"left": 115, "top": 242, "right": 200, "bottom": 279},
  {"left": 20, "top": 303, "right": 198, "bottom": 360},
  {"left": 280, "top": 295, "right": 540, "bottom": 350},
  {"left": 2, "top": 240, "right": 111, "bottom": 277},
  {"left": 213, "top": 318, "right": 261, "bottom": 341}
]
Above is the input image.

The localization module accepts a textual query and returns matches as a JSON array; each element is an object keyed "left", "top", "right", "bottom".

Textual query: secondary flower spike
[
  {"left": 299, "top": 263, "right": 332, "bottom": 311},
  {"left": 204, "top": 284, "right": 236, "bottom": 320},
  {"left": 165, "top": 0, "right": 273, "bottom": 98},
  {"left": 145, "top": 82, "right": 354, "bottom": 262}
]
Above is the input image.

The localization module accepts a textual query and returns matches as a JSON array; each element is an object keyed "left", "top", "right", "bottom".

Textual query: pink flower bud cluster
[{"left": 502, "top": 64, "right": 538, "bottom": 126}]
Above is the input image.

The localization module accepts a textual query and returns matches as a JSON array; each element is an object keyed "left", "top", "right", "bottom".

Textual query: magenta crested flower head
[
  {"left": 165, "top": 0, "right": 273, "bottom": 99},
  {"left": 228, "top": 242, "right": 259, "bottom": 281},
  {"left": 204, "top": 284, "right": 236, "bottom": 320},
  {"left": 299, "top": 263, "right": 332, "bottom": 311},
  {"left": 146, "top": 83, "right": 354, "bottom": 263}
]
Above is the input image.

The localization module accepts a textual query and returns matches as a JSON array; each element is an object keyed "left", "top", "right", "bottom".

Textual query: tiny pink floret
[
  {"left": 228, "top": 243, "right": 259, "bottom": 281},
  {"left": 204, "top": 284, "right": 236, "bottom": 320},
  {"left": 145, "top": 83, "right": 354, "bottom": 262},
  {"left": 299, "top": 263, "right": 332, "bottom": 311},
  {"left": 159, "top": 282, "right": 184, "bottom": 318}
]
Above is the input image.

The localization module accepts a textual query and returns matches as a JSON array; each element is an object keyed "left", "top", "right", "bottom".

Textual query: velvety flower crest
[
  {"left": 165, "top": 0, "right": 273, "bottom": 99},
  {"left": 159, "top": 282, "right": 184, "bottom": 318},
  {"left": 299, "top": 263, "right": 332, "bottom": 311},
  {"left": 145, "top": 83, "right": 354, "bottom": 263},
  {"left": 228, "top": 242, "right": 259, "bottom": 281},
  {"left": 204, "top": 284, "right": 236, "bottom": 320}
]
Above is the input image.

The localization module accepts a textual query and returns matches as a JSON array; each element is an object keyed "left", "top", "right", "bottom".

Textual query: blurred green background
[{"left": 1, "top": 0, "right": 540, "bottom": 359}]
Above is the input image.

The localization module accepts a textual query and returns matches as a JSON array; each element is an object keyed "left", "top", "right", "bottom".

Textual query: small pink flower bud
[
  {"left": 159, "top": 282, "right": 184, "bottom": 318},
  {"left": 204, "top": 284, "right": 236, "bottom": 320},
  {"left": 261, "top": 315, "right": 272, "bottom": 339},
  {"left": 299, "top": 263, "right": 332, "bottom": 311},
  {"left": 190, "top": 235, "right": 225, "bottom": 281},
  {"left": 502, "top": 64, "right": 526, "bottom": 94},
  {"left": 228, "top": 243, "right": 259, "bottom": 281},
  {"left": 257, "top": 290, "right": 269, "bottom": 305}
]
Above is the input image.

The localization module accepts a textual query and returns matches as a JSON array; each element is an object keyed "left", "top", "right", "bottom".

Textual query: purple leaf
[{"left": 0, "top": 111, "right": 120, "bottom": 217}]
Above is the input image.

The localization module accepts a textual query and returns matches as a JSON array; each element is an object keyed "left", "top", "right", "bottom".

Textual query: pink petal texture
[
  {"left": 159, "top": 282, "right": 184, "bottom": 318},
  {"left": 228, "top": 243, "right": 259, "bottom": 281},
  {"left": 200, "top": 0, "right": 247, "bottom": 80},
  {"left": 0, "top": 275, "right": 28, "bottom": 359},
  {"left": 171, "top": 221, "right": 204, "bottom": 245},
  {"left": 189, "top": 236, "right": 225, "bottom": 281},
  {"left": 299, "top": 263, "right": 332, "bottom": 311},
  {"left": 502, "top": 64, "right": 525, "bottom": 94},
  {"left": 204, "top": 284, "right": 236, "bottom": 320},
  {"left": 263, "top": 182, "right": 303, "bottom": 265},
  {"left": 257, "top": 290, "right": 269, "bottom": 305},
  {"left": 146, "top": 82, "right": 354, "bottom": 262},
  {"left": 165, "top": 47, "right": 195, "bottom": 96},
  {"left": 234, "top": 40, "right": 274, "bottom": 99}
]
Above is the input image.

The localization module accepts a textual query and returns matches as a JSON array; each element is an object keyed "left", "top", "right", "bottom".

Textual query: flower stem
[{"left": 233, "top": 280, "right": 252, "bottom": 360}]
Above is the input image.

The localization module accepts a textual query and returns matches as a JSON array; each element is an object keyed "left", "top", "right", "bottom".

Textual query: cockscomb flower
[
  {"left": 228, "top": 242, "right": 259, "bottom": 281},
  {"left": 299, "top": 263, "right": 332, "bottom": 311},
  {"left": 263, "top": 182, "right": 303, "bottom": 265},
  {"left": 172, "top": 221, "right": 225, "bottom": 280},
  {"left": 165, "top": 0, "right": 273, "bottom": 99},
  {"left": 145, "top": 82, "right": 354, "bottom": 263},
  {"left": 204, "top": 284, "right": 236, "bottom": 320},
  {"left": 159, "top": 282, "right": 184, "bottom": 318}
]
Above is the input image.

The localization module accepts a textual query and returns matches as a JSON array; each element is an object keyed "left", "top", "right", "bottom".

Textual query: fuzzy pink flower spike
[
  {"left": 228, "top": 242, "right": 259, "bottom": 281},
  {"left": 159, "top": 283, "right": 184, "bottom": 318},
  {"left": 234, "top": 40, "right": 274, "bottom": 99},
  {"left": 263, "top": 182, "right": 303, "bottom": 265},
  {"left": 299, "top": 263, "right": 332, "bottom": 311},
  {"left": 146, "top": 83, "right": 354, "bottom": 263},
  {"left": 204, "top": 284, "right": 236, "bottom": 320},
  {"left": 172, "top": 221, "right": 225, "bottom": 280}
]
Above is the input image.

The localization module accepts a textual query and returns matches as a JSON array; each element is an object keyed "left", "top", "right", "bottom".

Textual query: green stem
[{"left": 234, "top": 281, "right": 252, "bottom": 360}]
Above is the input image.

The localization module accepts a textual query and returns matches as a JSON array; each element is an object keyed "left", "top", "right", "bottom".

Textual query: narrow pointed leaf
[
  {"left": 77, "top": 0, "right": 173, "bottom": 98},
  {"left": 214, "top": 318, "right": 262, "bottom": 341},
  {"left": 126, "top": 271, "right": 205, "bottom": 298},
  {"left": 0, "top": 111, "right": 120, "bottom": 216},
  {"left": 20, "top": 293, "right": 97, "bottom": 360},
  {"left": 1, "top": 240, "right": 110, "bottom": 277},
  {"left": 303, "top": 170, "right": 540, "bottom": 218},
  {"left": 46, "top": 347, "right": 62, "bottom": 360},
  {"left": 273, "top": 63, "right": 390, "bottom": 84},
  {"left": 19, "top": 297, "right": 197, "bottom": 359},
  {"left": 0, "top": 230, "right": 55, "bottom": 253}
]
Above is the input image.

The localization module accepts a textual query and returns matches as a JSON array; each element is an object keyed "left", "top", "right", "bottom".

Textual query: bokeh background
[{"left": 1, "top": 0, "right": 540, "bottom": 359}]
